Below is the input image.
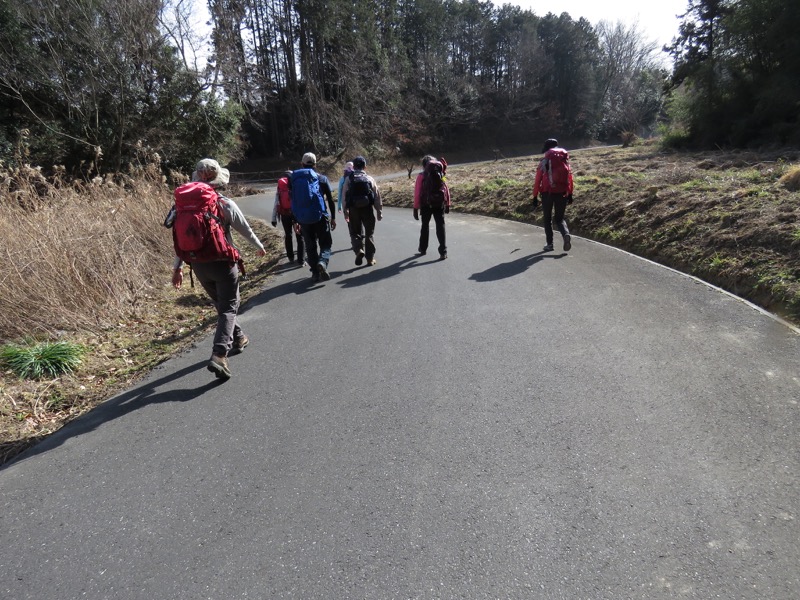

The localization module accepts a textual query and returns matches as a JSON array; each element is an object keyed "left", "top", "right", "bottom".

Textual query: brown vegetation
[{"left": 0, "top": 163, "right": 281, "bottom": 464}]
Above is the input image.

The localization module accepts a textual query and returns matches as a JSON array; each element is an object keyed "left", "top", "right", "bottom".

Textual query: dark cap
[{"left": 542, "top": 138, "right": 559, "bottom": 153}]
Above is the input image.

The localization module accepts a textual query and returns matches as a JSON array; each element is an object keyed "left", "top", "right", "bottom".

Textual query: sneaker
[
  {"left": 317, "top": 261, "right": 331, "bottom": 280},
  {"left": 563, "top": 235, "right": 572, "bottom": 252},
  {"left": 207, "top": 354, "right": 231, "bottom": 380},
  {"left": 367, "top": 258, "right": 377, "bottom": 266},
  {"left": 297, "top": 259, "right": 305, "bottom": 266},
  {"left": 288, "top": 254, "right": 295, "bottom": 262},
  {"left": 233, "top": 335, "right": 249, "bottom": 352},
  {"left": 417, "top": 248, "right": 426, "bottom": 255},
  {"left": 355, "top": 249, "right": 365, "bottom": 266},
  {"left": 439, "top": 253, "right": 447, "bottom": 260},
  {"left": 312, "top": 272, "right": 320, "bottom": 282},
  {"left": 543, "top": 243, "right": 554, "bottom": 252}
]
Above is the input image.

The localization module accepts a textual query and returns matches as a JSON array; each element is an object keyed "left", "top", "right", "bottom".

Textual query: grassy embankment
[
  {"left": 1, "top": 143, "right": 798, "bottom": 464},
  {"left": 380, "top": 142, "right": 800, "bottom": 324}
]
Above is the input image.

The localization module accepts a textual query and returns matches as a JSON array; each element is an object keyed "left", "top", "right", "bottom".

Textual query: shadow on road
[
  {"left": 469, "top": 250, "right": 566, "bottom": 282},
  {"left": 2, "top": 360, "right": 219, "bottom": 470},
  {"left": 336, "top": 254, "right": 439, "bottom": 288}
]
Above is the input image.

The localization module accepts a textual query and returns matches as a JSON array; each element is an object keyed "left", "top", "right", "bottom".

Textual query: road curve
[{"left": 1, "top": 205, "right": 798, "bottom": 599}]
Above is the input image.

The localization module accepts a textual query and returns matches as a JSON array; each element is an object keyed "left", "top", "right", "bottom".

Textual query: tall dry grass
[{"left": 0, "top": 163, "right": 175, "bottom": 341}]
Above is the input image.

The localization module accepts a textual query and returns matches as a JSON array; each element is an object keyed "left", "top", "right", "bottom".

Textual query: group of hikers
[
  {"left": 167, "top": 138, "right": 574, "bottom": 381},
  {"left": 270, "top": 152, "right": 452, "bottom": 277}
]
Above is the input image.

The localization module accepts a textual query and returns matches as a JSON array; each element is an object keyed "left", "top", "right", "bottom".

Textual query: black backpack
[
  {"left": 421, "top": 160, "right": 446, "bottom": 208},
  {"left": 346, "top": 171, "right": 374, "bottom": 208}
]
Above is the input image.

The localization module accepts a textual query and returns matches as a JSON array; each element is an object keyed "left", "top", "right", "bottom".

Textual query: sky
[{"left": 501, "top": 0, "right": 689, "bottom": 55}]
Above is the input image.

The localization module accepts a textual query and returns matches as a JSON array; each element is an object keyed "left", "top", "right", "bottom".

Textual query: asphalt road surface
[{"left": 1, "top": 203, "right": 799, "bottom": 599}]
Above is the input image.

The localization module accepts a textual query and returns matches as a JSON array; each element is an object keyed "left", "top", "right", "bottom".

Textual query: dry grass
[
  {"left": 0, "top": 163, "right": 283, "bottom": 464},
  {"left": 780, "top": 165, "right": 800, "bottom": 191},
  {"left": 0, "top": 169, "right": 170, "bottom": 339}
]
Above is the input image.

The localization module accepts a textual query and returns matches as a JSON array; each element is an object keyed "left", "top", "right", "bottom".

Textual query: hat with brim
[{"left": 192, "top": 158, "right": 230, "bottom": 186}]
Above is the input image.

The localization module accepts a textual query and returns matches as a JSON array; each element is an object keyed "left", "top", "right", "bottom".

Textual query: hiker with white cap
[
  {"left": 170, "top": 158, "right": 266, "bottom": 381},
  {"left": 289, "top": 152, "right": 337, "bottom": 282}
]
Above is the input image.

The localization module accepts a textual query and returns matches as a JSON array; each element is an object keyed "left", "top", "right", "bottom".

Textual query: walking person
[
  {"left": 532, "top": 138, "right": 574, "bottom": 252},
  {"left": 170, "top": 158, "right": 266, "bottom": 381},
  {"left": 290, "top": 152, "right": 337, "bottom": 281},
  {"left": 342, "top": 156, "right": 382, "bottom": 266},
  {"left": 337, "top": 161, "right": 354, "bottom": 215},
  {"left": 413, "top": 155, "right": 451, "bottom": 260},
  {"left": 271, "top": 170, "right": 305, "bottom": 266}
]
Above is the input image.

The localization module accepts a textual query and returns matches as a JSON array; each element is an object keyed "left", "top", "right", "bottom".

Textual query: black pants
[
  {"left": 419, "top": 205, "right": 446, "bottom": 255},
  {"left": 541, "top": 192, "right": 570, "bottom": 245},
  {"left": 280, "top": 214, "right": 304, "bottom": 262}
]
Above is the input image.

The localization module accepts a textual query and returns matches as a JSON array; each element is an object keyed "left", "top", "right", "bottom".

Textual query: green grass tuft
[{"left": 1, "top": 340, "right": 86, "bottom": 379}]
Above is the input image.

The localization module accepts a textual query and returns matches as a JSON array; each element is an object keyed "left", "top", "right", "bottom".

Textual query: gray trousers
[
  {"left": 349, "top": 206, "right": 376, "bottom": 259},
  {"left": 191, "top": 260, "right": 243, "bottom": 357}
]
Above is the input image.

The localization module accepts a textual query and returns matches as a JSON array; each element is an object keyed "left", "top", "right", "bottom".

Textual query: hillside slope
[{"left": 379, "top": 144, "right": 800, "bottom": 324}]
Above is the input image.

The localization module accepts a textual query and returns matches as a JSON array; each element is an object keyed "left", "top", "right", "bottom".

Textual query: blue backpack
[{"left": 290, "top": 168, "right": 326, "bottom": 224}]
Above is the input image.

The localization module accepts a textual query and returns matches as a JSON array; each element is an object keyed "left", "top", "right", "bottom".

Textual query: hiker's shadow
[
  {"left": 336, "top": 254, "right": 436, "bottom": 288},
  {"left": 469, "top": 250, "right": 566, "bottom": 282},
  {"left": 2, "top": 360, "right": 219, "bottom": 469},
  {"left": 242, "top": 271, "right": 325, "bottom": 311}
]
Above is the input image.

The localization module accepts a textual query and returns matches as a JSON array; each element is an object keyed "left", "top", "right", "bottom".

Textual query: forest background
[
  {"left": 1, "top": 0, "right": 798, "bottom": 174},
  {"left": 0, "top": 0, "right": 799, "bottom": 462}
]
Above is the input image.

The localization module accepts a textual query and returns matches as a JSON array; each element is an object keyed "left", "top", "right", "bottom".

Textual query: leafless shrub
[
  {"left": 620, "top": 131, "right": 637, "bottom": 148},
  {"left": 779, "top": 165, "right": 800, "bottom": 191}
]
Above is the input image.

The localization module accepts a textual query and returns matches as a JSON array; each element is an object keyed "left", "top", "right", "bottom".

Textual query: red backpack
[
  {"left": 172, "top": 181, "right": 240, "bottom": 264},
  {"left": 276, "top": 177, "right": 292, "bottom": 215},
  {"left": 543, "top": 148, "right": 571, "bottom": 194}
]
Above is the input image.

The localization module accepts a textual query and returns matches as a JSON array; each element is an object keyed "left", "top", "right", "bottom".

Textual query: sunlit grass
[{"left": 1, "top": 340, "right": 86, "bottom": 379}]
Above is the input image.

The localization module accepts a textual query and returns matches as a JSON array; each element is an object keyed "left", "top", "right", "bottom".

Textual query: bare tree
[{"left": 595, "top": 20, "right": 664, "bottom": 138}]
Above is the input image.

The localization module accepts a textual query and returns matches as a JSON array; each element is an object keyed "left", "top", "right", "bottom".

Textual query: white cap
[
  {"left": 302, "top": 152, "right": 317, "bottom": 166},
  {"left": 191, "top": 158, "right": 230, "bottom": 186}
]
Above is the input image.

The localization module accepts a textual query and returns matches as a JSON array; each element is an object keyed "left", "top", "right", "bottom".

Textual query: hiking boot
[
  {"left": 207, "top": 354, "right": 231, "bottom": 380},
  {"left": 288, "top": 253, "right": 295, "bottom": 262},
  {"left": 297, "top": 258, "right": 305, "bottom": 266},
  {"left": 417, "top": 248, "right": 426, "bottom": 255},
  {"left": 355, "top": 249, "right": 365, "bottom": 266},
  {"left": 367, "top": 258, "right": 377, "bottom": 266},
  {"left": 318, "top": 261, "right": 331, "bottom": 280},
  {"left": 233, "top": 335, "right": 249, "bottom": 352},
  {"left": 563, "top": 235, "right": 572, "bottom": 252},
  {"left": 439, "top": 253, "right": 447, "bottom": 260},
  {"left": 543, "top": 243, "right": 554, "bottom": 252}
]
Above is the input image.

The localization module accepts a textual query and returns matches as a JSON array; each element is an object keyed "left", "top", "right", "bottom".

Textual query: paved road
[{"left": 2, "top": 205, "right": 799, "bottom": 599}]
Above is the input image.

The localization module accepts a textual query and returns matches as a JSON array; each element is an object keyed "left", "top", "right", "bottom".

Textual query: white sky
[{"left": 501, "top": 0, "right": 688, "bottom": 53}]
